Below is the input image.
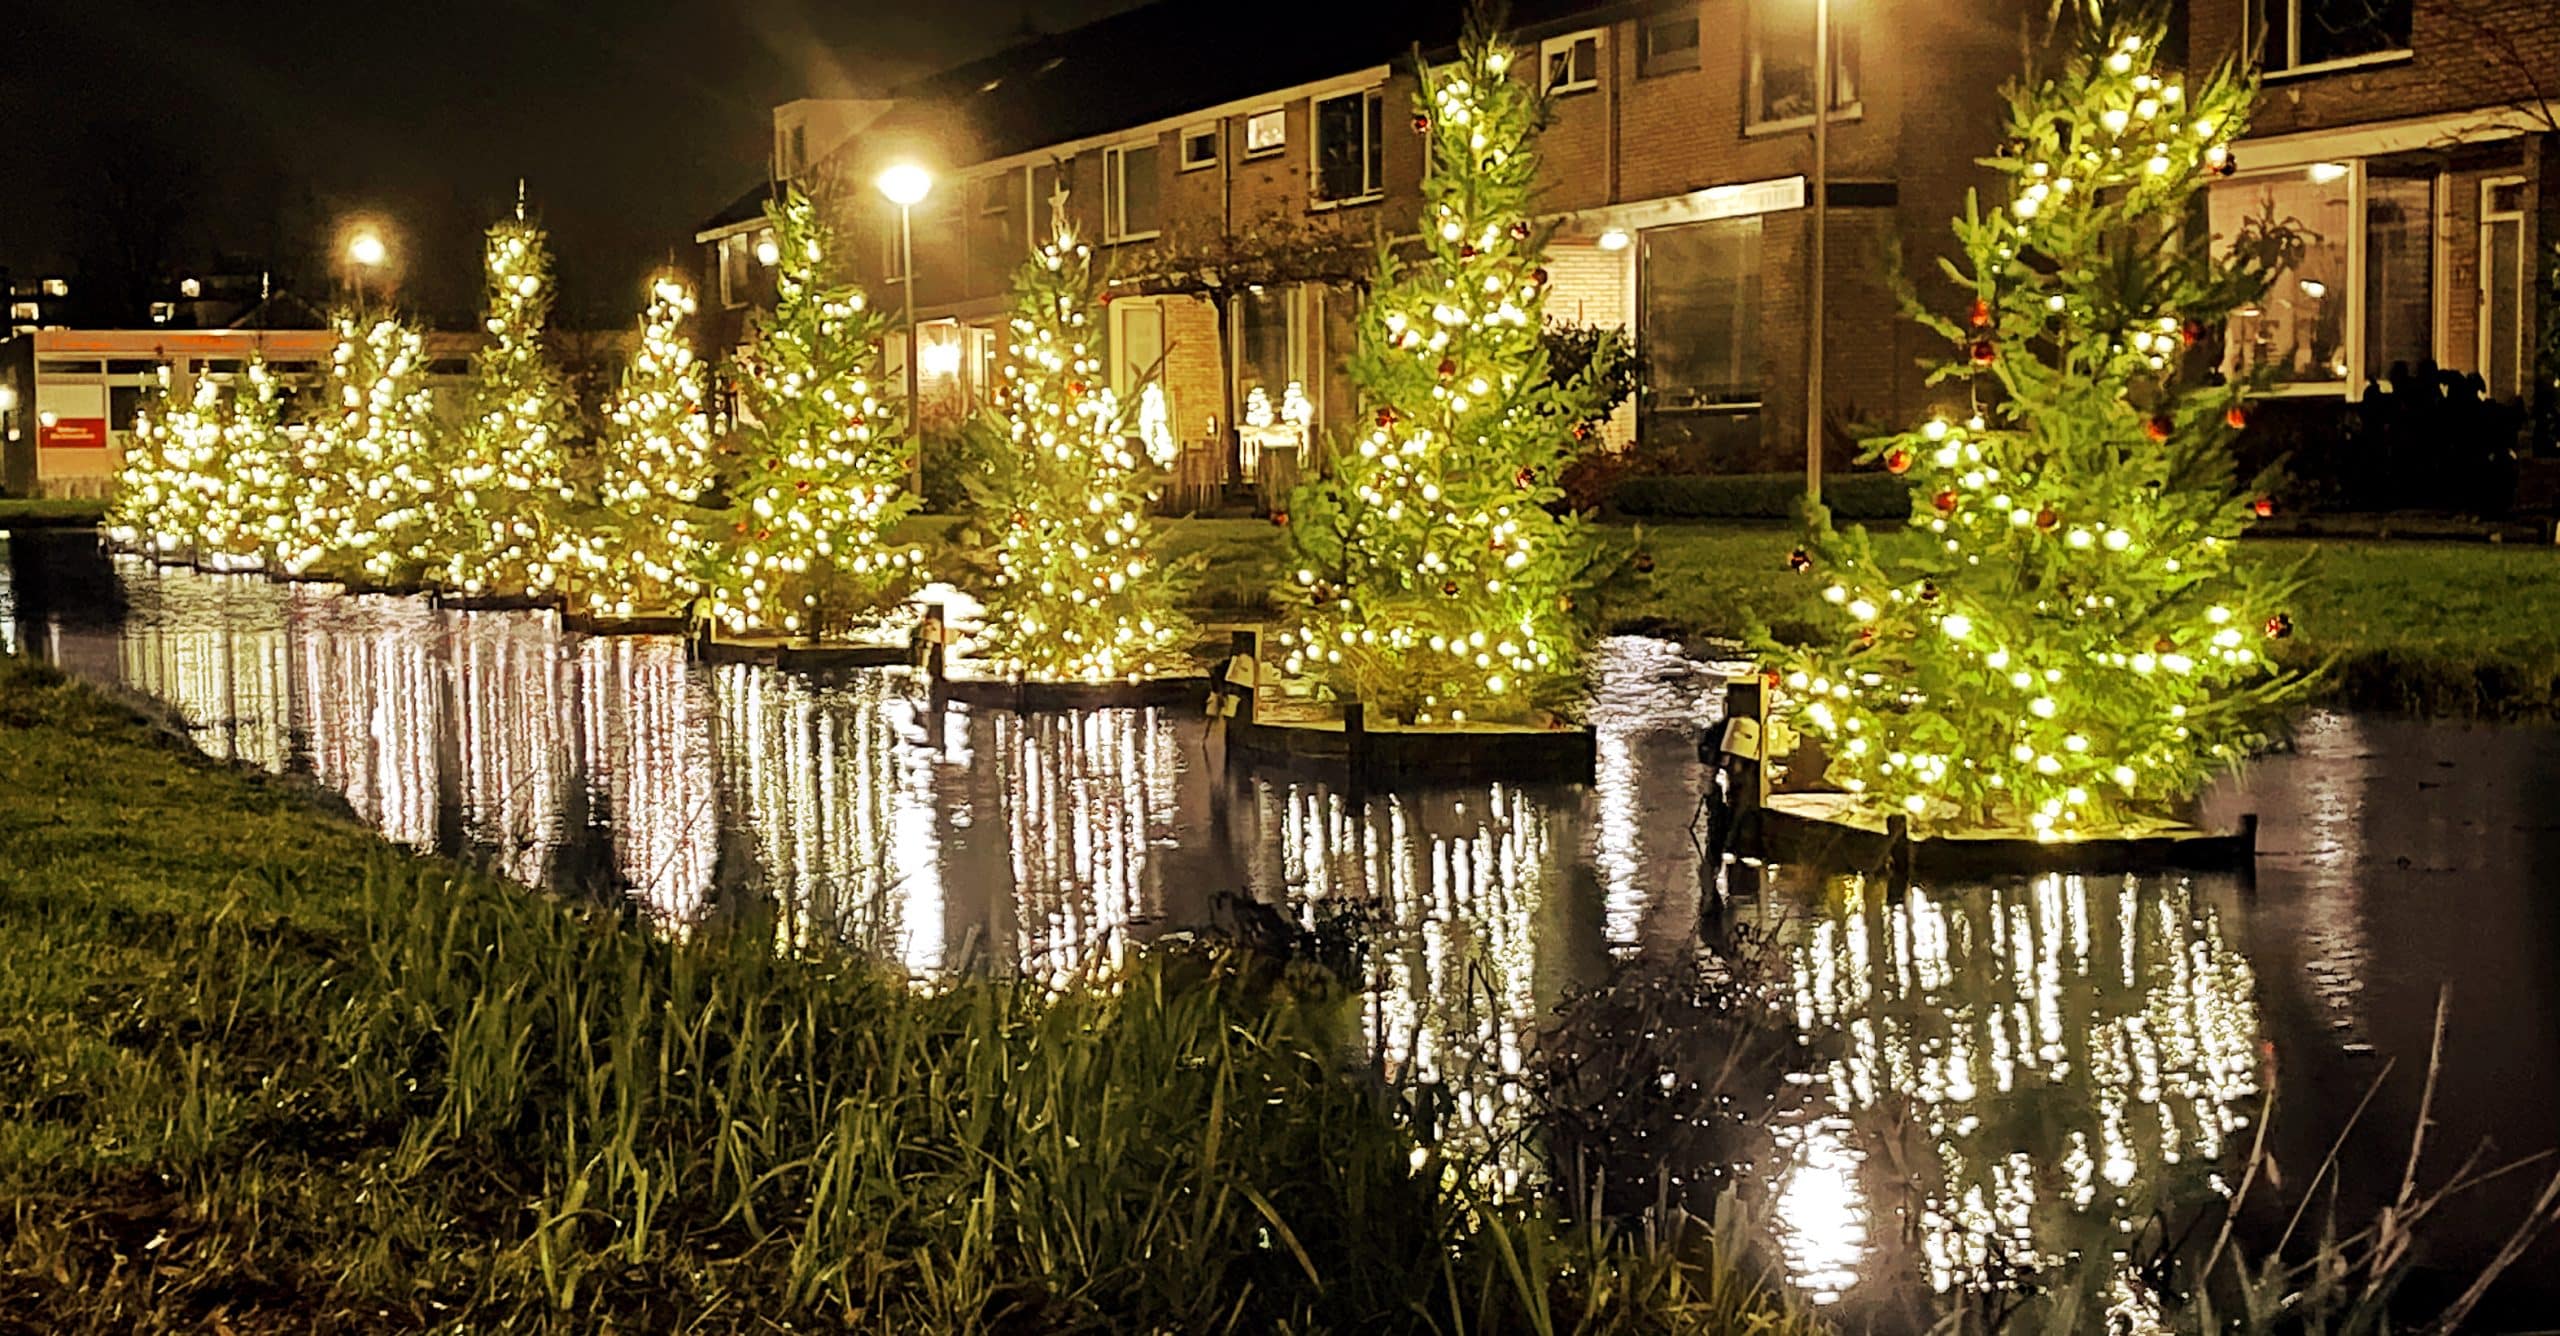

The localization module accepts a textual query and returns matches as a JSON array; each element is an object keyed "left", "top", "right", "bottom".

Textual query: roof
[
  {"left": 864, "top": 0, "right": 1625, "bottom": 163},
  {"left": 694, "top": 180, "right": 781, "bottom": 241}
]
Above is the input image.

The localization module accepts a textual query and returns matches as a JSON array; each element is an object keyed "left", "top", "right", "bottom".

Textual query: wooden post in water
[
  {"left": 1342, "top": 699, "right": 1368, "bottom": 790},
  {"left": 1229, "top": 629, "right": 1258, "bottom": 726}
]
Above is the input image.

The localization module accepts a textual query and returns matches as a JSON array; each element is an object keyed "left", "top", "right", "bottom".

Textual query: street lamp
[
  {"left": 876, "top": 162, "right": 932, "bottom": 501},
  {"left": 347, "top": 228, "right": 389, "bottom": 309}
]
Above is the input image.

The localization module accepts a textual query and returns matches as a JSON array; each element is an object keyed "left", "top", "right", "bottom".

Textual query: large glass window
[
  {"left": 2482, "top": 178, "right": 2527, "bottom": 401},
  {"left": 1640, "top": 217, "right": 1762, "bottom": 409},
  {"left": 2210, "top": 168, "right": 2352, "bottom": 388},
  {"left": 718, "top": 233, "right": 751, "bottom": 309},
  {"left": 1313, "top": 89, "right": 1383, "bottom": 204},
  {"left": 1640, "top": 10, "right": 1703, "bottom": 75},
  {"left": 1104, "top": 143, "right": 1162, "bottom": 242},
  {"left": 1231, "top": 285, "right": 1305, "bottom": 472},
  {"left": 2253, "top": 0, "right": 2413, "bottom": 73},
  {"left": 2362, "top": 171, "right": 2433, "bottom": 383},
  {"left": 1110, "top": 298, "right": 1165, "bottom": 397},
  {"left": 1748, "top": 0, "right": 1858, "bottom": 127}
]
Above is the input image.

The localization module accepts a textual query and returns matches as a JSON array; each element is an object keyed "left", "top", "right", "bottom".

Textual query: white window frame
[
  {"left": 1542, "top": 29, "right": 1604, "bottom": 95},
  {"left": 1243, "top": 107, "right": 1286, "bottom": 158},
  {"left": 716, "top": 233, "right": 747, "bottom": 310},
  {"left": 2250, "top": 0, "right": 2415, "bottom": 81},
  {"left": 1104, "top": 142, "right": 1163, "bottom": 243},
  {"left": 2477, "top": 175, "right": 2528, "bottom": 400},
  {"left": 1638, "top": 10, "right": 1703, "bottom": 76},
  {"left": 1309, "top": 86, "right": 1384, "bottom": 208},
  {"left": 1180, "top": 124, "right": 1220, "bottom": 171},
  {"left": 2212, "top": 157, "right": 2455, "bottom": 402},
  {"left": 1743, "top": 0, "right": 1861, "bottom": 133},
  {"left": 973, "top": 170, "right": 1014, "bottom": 216}
]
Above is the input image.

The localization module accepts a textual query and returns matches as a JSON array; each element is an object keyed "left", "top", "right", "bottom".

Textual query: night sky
[{"left": 3, "top": 0, "right": 1143, "bottom": 326}]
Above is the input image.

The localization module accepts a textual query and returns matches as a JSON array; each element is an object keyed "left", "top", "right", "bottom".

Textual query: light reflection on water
[{"left": 9, "top": 538, "right": 2556, "bottom": 1320}]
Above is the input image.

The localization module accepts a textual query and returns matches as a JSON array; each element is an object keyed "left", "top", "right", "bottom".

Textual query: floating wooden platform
[
  {"left": 431, "top": 590, "right": 561, "bottom": 613},
  {"left": 694, "top": 634, "right": 914, "bottom": 671},
  {"left": 1735, "top": 791, "right": 2257, "bottom": 876},
  {"left": 561, "top": 609, "right": 690, "bottom": 637},
  {"left": 935, "top": 674, "right": 1210, "bottom": 712},
  {"left": 1224, "top": 709, "right": 1597, "bottom": 785}
]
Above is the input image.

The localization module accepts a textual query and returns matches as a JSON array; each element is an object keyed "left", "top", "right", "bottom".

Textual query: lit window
[
  {"left": 1641, "top": 217, "right": 1763, "bottom": 411},
  {"left": 150, "top": 302, "right": 174, "bottom": 324},
  {"left": 1639, "top": 11, "right": 1702, "bottom": 75},
  {"left": 718, "top": 233, "right": 750, "bottom": 309},
  {"left": 2209, "top": 168, "right": 2352, "bottom": 389},
  {"left": 41, "top": 279, "right": 68, "bottom": 298},
  {"left": 1312, "top": 88, "right": 1383, "bottom": 204},
  {"left": 1104, "top": 142, "right": 1162, "bottom": 242},
  {"left": 1748, "top": 0, "right": 1858, "bottom": 127},
  {"left": 1543, "top": 30, "right": 1603, "bottom": 94},
  {"left": 2481, "top": 178, "right": 2528, "bottom": 401},
  {"left": 179, "top": 277, "right": 202, "bottom": 299},
  {"left": 1181, "top": 125, "right": 1220, "bottom": 171},
  {"left": 11, "top": 302, "right": 38, "bottom": 322},
  {"left": 2251, "top": 0, "right": 2412, "bottom": 74},
  {"left": 1244, "top": 108, "right": 1286, "bottom": 157},
  {"left": 2362, "top": 170, "right": 2433, "bottom": 384}
]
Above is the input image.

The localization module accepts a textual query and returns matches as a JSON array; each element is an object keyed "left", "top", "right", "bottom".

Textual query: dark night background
[{"left": 1, "top": 0, "right": 1144, "bottom": 327}]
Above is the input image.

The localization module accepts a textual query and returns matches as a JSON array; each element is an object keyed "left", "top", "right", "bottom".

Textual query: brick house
[
  {"left": 688, "top": 0, "right": 2076, "bottom": 495},
  {"left": 2184, "top": 0, "right": 2554, "bottom": 422}
]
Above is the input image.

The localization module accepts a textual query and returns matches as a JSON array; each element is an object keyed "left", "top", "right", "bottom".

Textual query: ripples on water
[{"left": 7, "top": 537, "right": 2555, "bottom": 1321}]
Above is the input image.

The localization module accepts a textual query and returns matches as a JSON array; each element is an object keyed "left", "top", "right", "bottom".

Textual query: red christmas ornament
[
  {"left": 795, "top": 478, "right": 811, "bottom": 491},
  {"left": 1571, "top": 422, "right": 1590, "bottom": 440},
  {"left": 1632, "top": 551, "right": 1656, "bottom": 575},
  {"left": 1509, "top": 221, "right": 1530, "bottom": 241},
  {"left": 2153, "top": 637, "right": 2175, "bottom": 654},
  {"left": 1763, "top": 668, "right": 1783, "bottom": 690},
  {"left": 1375, "top": 407, "right": 1399, "bottom": 427},
  {"left": 1098, "top": 290, "right": 1115, "bottom": 306},
  {"left": 1932, "top": 489, "right": 1959, "bottom": 514},
  {"left": 1270, "top": 510, "right": 1290, "bottom": 527},
  {"left": 1413, "top": 114, "right": 1431, "bottom": 134},
  {"left": 2225, "top": 405, "right": 2250, "bottom": 430},
  {"left": 2182, "top": 318, "right": 2206, "bottom": 346},
  {"left": 1514, "top": 467, "right": 1535, "bottom": 489},
  {"left": 1970, "top": 340, "right": 1998, "bottom": 365},
  {"left": 733, "top": 520, "right": 749, "bottom": 535},
  {"left": 2146, "top": 415, "right": 2173, "bottom": 442},
  {"left": 1067, "top": 379, "right": 1087, "bottom": 395},
  {"left": 1857, "top": 626, "right": 1879, "bottom": 646},
  {"left": 1459, "top": 244, "right": 1478, "bottom": 259},
  {"left": 1441, "top": 579, "right": 1462, "bottom": 596},
  {"left": 1529, "top": 267, "right": 1548, "bottom": 287},
  {"left": 1787, "top": 547, "right": 1814, "bottom": 572},
  {"left": 1968, "top": 297, "right": 1993, "bottom": 327},
  {"left": 2034, "top": 506, "right": 2060, "bottom": 531},
  {"left": 756, "top": 528, "right": 771, "bottom": 542},
  {"left": 2252, "top": 496, "right": 2275, "bottom": 518},
  {"left": 1919, "top": 581, "right": 1940, "bottom": 601},
  {"left": 1884, "top": 447, "right": 1913, "bottom": 475},
  {"left": 1436, "top": 357, "right": 1457, "bottom": 379},
  {"left": 2264, "top": 612, "right": 2294, "bottom": 640}
]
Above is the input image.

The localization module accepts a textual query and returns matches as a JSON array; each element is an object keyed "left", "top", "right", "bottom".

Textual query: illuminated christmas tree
[
  {"left": 286, "top": 310, "right": 438, "bottom": 579},
  {"left": 201, "top": 357, "right": 290, "bottom": 571},
  {"left": 107, "top": 371, "right": 215, "bottom": 557},
  {"left": 970, "top": 214, "right": 1193, "bottom": 681},
  {"left": 1765, "top": 13, "right": 2312, "bottom": 836},
  {"left": 703, "top": 187, "right": 924, "bottom": 641},
  {"left": 1275, "top": 21, "right": 1612, "bottom": 724},
  {"left": 441, "top": 209, "right": 575, "bottom": 598},
  {"left": 578, "top": 275, "right": 716, "bottom": 619}
]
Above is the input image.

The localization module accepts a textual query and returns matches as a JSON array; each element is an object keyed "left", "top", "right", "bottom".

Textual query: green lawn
[
  {"left": 1143, "top": 519, "right": 2560, "bottom": 717},
  {"left": 0, "top": 497, "right": 107, "bottom": 528},
  {"left": 0, "top": 656, "right": 1811, "bottom": 1333}
]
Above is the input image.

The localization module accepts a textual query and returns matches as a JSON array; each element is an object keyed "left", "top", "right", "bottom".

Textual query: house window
[
  {"left": 717, "top": 233, "right": 751, "bottom": 309},
  {"left": 1181, "top": 126, "right": 1220, "bottom": 171},
  {"left": 778, "top": 124, "right": 806, "bottom": 178},
  {"left": 2481, "top": 177, "right": 2528, "bottom": 401},
  {"left": 2251, "top": 0, "right": 2413, "bottom": 74},
  {"left": 1543, "top": 30, "right": 1603, "bottom": 94},
  {"left": 1105, "top": 142, "right": 1163, "bottom": 242},
  {"left": 1640, "top": 11, "right": 1703, "bottom": 75},
  {"left": 1244, "top": 108, "right": 1286, "bottom": 157},
  {"left": 1748, "top": 0, "right": 1859, "bottom": 127},
  {"left": 1640, "top": 217, "right": 1762, "bottom": 410},
  {"left": 1312, "top": 88, "right": 1383, "bottom": 204},
  {"left": 2210, "top": 167, "right": 2352, "bottom": 389},
  {"left": 973, "top": 172, "right": 1013, "bottom": 216},
  {"left": 2362, "top": 170, "right": 2433, "bottom": 384},
  {"left": 1110, "top": 297, "right": 1166, "bottom": 398}
]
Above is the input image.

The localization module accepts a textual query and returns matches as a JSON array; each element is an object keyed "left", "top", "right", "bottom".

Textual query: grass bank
[
  {"left": 0, "top": 497, "right": 108, "bottom": 529},
  {"left": 0, "top": 657, "right": 1813, "bottom": 1333},
  {"left": 1149, "top": 519, "right": 2560, "bottom": 718}
]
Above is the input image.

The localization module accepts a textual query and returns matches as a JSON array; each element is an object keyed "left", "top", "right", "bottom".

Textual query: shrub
[{"left": 1610, "top": 471, "right": 1914, "bottom": 521}]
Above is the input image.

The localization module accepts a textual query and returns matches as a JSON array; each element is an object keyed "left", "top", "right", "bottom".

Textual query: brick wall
[{"left": 2190, "top": 0, "right": 2559, "bottom": 138}]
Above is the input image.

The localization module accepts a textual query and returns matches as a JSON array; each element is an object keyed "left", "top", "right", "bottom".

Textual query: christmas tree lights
[
  {"left": 107, "top": 369, "right": 219, "bottom": 557},
  {"left": 1765, "top": 13, "right": 2313, "bottom": 836},
  {"left": 703, "top": 188, "right": 924, "bottom": 641},
  {"left": 441, "top": 211, "right": 575, "bottom": 598},
  {"left": 1275, "top": 21, "right": 1613, "bottom": 724},
  {"left": 579, "top": 276, "right": 716, "bottom": 619},
  {"left": 288, "top": 310, "right": 439, "bottom": 579},
  {"left": 968, "top": 215, "right": 1193, "bottom": 682},
  {"left": 200, "top": 357, "right": 289, "bottom": 571}
]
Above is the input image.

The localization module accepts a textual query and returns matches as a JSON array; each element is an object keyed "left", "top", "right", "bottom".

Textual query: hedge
[{"left": 1609, "top": 471, "right": 1915, "bottom": 521}]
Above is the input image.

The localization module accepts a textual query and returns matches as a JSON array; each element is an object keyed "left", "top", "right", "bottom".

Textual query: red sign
[{"left": 39, "top": 417, "right": 108, "bottom": 449}]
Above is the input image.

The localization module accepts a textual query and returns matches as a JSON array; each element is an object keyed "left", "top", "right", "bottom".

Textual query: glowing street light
[
  {"left": 344, "top": 224, "right": 391, "bottom": 308},
  {"left": 877, "top": 161, "right": 933, "bottom": 500}
]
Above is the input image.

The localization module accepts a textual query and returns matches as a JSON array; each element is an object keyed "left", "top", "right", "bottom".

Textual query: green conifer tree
[
  {"left": 1766, "top": 11, "right": 2313, "bottom": 837},
  {"left": 1275, "top": 20, "right": 1612, "bottom": 725},
  {"left": 108, "top": 371, "right": 213, "bottom": 556},
  {"left": 703, "top": 188, "right": 924, "bottom": 641},
  {"left": 442, "top": 211, "right": 575, "bottom": 597},
  {"left": 578, "top": 275, "right": 716, "bottom": 619},
  {"left": 970, "top": 214, "right": 1193, "bottom": 681},
  {"left": 286, "top": 309, "right": 438, "bottom": 579},
  {"left": 202, "top": 357, "right": 290, "bottom": 570}
]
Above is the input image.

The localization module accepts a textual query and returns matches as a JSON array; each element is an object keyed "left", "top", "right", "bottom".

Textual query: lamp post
[
  {"left": 876, "top": 162, "right": 932, "bottom": 502},
  {"left": 1806, "top": 0, "right": 1830, "bottom": 508}
]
